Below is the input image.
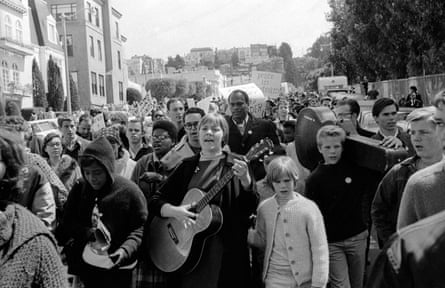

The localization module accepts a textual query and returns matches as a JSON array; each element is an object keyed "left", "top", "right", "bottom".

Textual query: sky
[{"left": 113, "top": 0, "right": 332, "bottom": 60}]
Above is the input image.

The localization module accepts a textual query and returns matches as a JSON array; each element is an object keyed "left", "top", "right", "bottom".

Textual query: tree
[
  {"left": 47, "top": 55, "right": 64, "bottom": 111},
  {"left": 32, "top": 58, "right": 47, "bottom": 108},
  {"left": 174, "top": 54, "right": 185, "bottom": 69},
  {"left": 174, "top": 79, "right": 188, "bottom": 98},
  {"left": 279, "top": 42, "right": 299, "bottom": 86},
  {"left": 145, "top": 78, "right": 176, "bottom": 102},
  {"left": 126, "top": 87, "right": 142, "bottom": 105}
]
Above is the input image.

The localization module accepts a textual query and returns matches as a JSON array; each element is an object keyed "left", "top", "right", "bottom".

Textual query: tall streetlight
[{"left": 61, "top": 14, "right": 72, "bottom": 114}]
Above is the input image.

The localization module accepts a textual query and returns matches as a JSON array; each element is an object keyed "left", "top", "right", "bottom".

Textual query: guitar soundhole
[{"left": 167, "top": 223, "right": 179, "bottom": 244}]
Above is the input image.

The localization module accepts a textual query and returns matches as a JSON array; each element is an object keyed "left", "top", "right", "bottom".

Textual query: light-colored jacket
[
  {"left": 115, "top": 149, "right": 136, "bottom": 179},
  {"left": 250, "top": 193, "right": 329, "bottom": 288}
]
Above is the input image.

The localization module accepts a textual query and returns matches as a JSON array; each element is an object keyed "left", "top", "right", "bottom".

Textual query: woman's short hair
[
  {"left": 316, "top": 125, "right": 346, "bottom": 147},
  {"left": 42, "top": 132, "right": 62, "bottom": 159},
  {"left": 265, "top": 156, "right": 299, "bottom": 189},
  {"left": 198, "top": 113, "right": 229, "bottom": 146}
]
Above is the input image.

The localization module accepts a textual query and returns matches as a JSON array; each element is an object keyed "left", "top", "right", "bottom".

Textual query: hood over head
[{"left": 80, "top": 137, "right": 115, "bottom": 183}]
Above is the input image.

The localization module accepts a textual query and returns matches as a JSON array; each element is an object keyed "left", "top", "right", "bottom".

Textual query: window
[
  {"left": 87, "top": 2, "right": 92, "bottom": 23},
  {"left": 5, "top": 15, "right": 12, "bottom": 39},
  {"left": 97, "top": 40, "right": 102, "bottom": 61},
  {"left": 15, "top": 21, "right": 22, "bottom": 42},
  {"left": 66, "top": 35, "right": 73, "bottom": 56},
  {"left": 115, "top": 21, "right": 119, "bottom": 39},
  {"left": 117, "top": 51, "right": 121, "bottom": 69},
  {"left": 50, "top": 4, "right": 77, "bottom": 21},
  {"left": 2, "top": 61, "right": 9, "bottom": 88},
  {"left": 12, "top": 63, "right": 19, "bottom": 84},
  {"left": 91, "top": 72, "right": 97, "bottom": 95},
  {"left": 89, "top": 36, "right": 94, "bottom": 58},
  {"left": 95, "top": 7, "right": 100, "bottom": 27},
  {"left": 99, "top": 74, "right": 105, "bottom": 96},
  {"left": 119, "top": 81, "right": 123, "bottom": 101},
  {"left": 48, "top": 23, "right": 56, "bottom": 43}
]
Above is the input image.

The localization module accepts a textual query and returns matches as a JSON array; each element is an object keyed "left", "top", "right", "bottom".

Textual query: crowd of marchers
[{"left": 1, "top": 87, "right": 445, "bottom": 288}]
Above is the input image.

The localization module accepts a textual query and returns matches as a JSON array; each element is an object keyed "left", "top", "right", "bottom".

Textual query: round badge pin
[{"left": 345, "top": 177, "right": 352, "bottom": 184}]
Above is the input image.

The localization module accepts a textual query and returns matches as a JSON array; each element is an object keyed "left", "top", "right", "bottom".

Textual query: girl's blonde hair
[{"left": 265, "top": 156, "right": 299, "bottom": 189}]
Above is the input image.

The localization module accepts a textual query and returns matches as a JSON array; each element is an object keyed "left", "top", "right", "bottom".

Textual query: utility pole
[{"left": 62, "top": 14, "right": 72, "bottom": 114}]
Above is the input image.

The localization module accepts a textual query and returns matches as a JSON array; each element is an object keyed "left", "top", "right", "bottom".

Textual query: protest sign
[
  {"left": 91, "top": 113, "right": 105, "bottom": 133},
  {"left": 251, "top": 71, "right": 282, "bottom": 99}
]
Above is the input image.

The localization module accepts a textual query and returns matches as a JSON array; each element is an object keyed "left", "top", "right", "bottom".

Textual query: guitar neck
[{"left": 194, "top": 169, "right": 235, "bottom": 213}]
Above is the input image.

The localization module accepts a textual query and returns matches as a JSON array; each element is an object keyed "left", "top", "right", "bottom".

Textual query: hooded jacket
[
  {"left": 57, "top": 137, "right": 148, "bottom": 275},
  {"left": 0, "top": 204, "right": 67, "bottom": 288}
]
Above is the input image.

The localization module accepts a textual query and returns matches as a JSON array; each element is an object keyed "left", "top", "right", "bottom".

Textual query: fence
[{"left": 370, "top": 73, "right": 445, "bottom": 105}]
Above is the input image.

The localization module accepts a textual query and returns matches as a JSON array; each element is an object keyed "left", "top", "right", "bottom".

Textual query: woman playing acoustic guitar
[{"left": 148, "top": 113, "right": 259, "bottom": 288}]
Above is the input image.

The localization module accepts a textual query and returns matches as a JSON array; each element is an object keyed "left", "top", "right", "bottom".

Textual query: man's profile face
[{"left": 229, "top": 92, "right": 249, "bottom": 122}]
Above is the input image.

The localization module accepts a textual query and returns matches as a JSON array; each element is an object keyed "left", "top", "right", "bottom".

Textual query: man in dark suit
[{"left": 225, "top": 90, "right": 280, "bottom": 181}]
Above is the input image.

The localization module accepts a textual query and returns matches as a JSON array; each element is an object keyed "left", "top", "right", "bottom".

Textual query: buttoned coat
[{"left": 250, "top": 193, "right": 329, "bottom": 288}]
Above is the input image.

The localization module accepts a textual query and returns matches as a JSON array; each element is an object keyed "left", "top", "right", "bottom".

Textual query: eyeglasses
[
  {"left": 184, "top": 121, "right": 199, "bottom": 130},
  {"left": 47, "top": 142, "right": 62, "bottom": 148},
  {"left": 336, "top": 112, "right": 353, "bottom": 119},
  {"left": 152, "top": 134, "right": 170, "bottom": 141}
]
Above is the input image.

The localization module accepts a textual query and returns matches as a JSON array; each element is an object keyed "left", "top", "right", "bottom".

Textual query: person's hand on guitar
[
  {"left": 379, "top": 135, "right": 403, "bottom": 149},
  {"left": 140, "top": 172, "right": 165, "bottom": 183},
  {"left": 160, "top": 203, "right": 198, "bottom": 228},
  {"left": 232, "top": 158, "right": 251, "bottom": 189}
]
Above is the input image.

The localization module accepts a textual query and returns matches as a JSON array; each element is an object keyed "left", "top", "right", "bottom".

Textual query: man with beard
[
  {"left": 58, "top": 115, "right": 90, "bottom": 162},
  {"left": 225, "top": 89, "right": 280, "bottom": 180},
  {"left": 167, "top": 98, "right": 185, "bottom": 139},
  {"left": 77, "top": 114, "right": 92, "bottom": 140},
  {"left": 161, "top": 107, "right": 205, "bottom": 170}
]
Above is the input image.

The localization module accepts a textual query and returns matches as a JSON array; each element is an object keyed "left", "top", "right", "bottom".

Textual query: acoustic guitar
[{"left": 149, "top": 138, "right": 274, "bottom": 274}]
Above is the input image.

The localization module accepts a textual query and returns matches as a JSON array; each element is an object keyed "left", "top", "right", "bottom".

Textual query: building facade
[
  {"left": 0, "top": 0, "right": 36, "bottom": 109},
  {"left": 47, "top": 0, "right": 127, "bottom": 109},
  {"left": 185, "top": 47, "right": 214, "bottom": 67},
  {"left": 29, "top": 0, "right": 66, "bottom": 109}
]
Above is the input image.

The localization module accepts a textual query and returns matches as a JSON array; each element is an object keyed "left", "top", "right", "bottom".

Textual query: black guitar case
[{"left": 295, "top": 107, "right": 408, "bottom": 172}]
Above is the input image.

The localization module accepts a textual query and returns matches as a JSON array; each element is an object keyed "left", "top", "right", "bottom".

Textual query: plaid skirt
[{"left": 133, "top": 258, "right": 170, "bottom": 288}]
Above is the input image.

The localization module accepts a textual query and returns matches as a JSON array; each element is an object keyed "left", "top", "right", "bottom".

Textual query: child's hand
[{"left": 247, "top": 228, "right": 256, "bottom": 246}]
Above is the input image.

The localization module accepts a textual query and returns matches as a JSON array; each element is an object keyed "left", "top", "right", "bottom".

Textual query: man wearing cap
[
  {"left": 225, "top": 89, "right": 280, "bottom": 181},
  {"left": 57, "top": 137, "right": 147, "bottom": 288}
]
